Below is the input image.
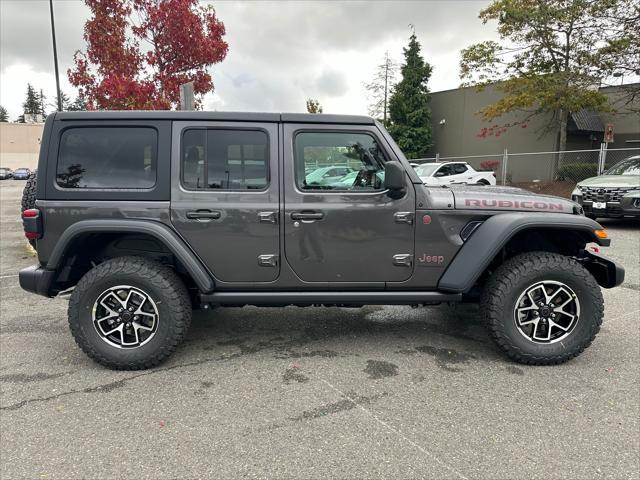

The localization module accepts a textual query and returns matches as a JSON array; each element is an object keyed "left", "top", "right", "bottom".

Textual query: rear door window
[
  {"left": 57, "top": 127, "right": 157, "bottom": 189},
  {"left": 181, "top": 129, "right": 268, "bottom": 190},
  {"left": 452, "top": 164, "right": 468, "bottom": 174}
]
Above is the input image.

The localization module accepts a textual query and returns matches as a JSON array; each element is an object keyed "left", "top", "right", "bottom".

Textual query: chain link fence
[{"left": 415, "top": 145, "right": 640, "bottom": 198}]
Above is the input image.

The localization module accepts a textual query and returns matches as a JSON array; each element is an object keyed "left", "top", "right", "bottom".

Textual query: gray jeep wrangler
[{"left": 19, "top": 111, "right": 624, "bottom": 370}]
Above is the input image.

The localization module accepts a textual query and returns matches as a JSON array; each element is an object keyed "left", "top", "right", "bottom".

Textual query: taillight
[{"left": 22, "top": 209, "right": 42, "bottom": 240}]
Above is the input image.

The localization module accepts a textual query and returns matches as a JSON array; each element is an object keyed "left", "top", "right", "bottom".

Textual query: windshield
[
  {"left": 0, "top": 168, "right": 9, "bottom": 173},
  {"left": 414, "top": 164, "right": 440, "bottom": 177},
  {"left": 604, "top": 156, "right": 640, "bottom": 175},
  {"left": 15, "top": 169, "right": 28, "bottom": 173}
]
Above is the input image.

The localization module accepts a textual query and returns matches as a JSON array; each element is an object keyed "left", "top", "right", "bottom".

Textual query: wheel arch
[
  {"left": 47, "top": 220, "right": 215, "bottom": 293},
  {"left": 438, "top": 213, "right": 609, "bottom": 293}
]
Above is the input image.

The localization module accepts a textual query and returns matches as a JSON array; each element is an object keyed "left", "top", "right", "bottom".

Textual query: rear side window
[
  {"left": 181, "top": 129, "right": 269, "bottom": 190},
  {"left": 57, "top": 127, "right": 157, "bottom": 189},
  {"left": 452, "top": 164, "right": 468, "bottom": 174}
]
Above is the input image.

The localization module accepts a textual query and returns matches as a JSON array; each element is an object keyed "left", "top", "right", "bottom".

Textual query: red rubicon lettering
[{"left": 464, "top": 198, "right": 565, "bottom": 211}]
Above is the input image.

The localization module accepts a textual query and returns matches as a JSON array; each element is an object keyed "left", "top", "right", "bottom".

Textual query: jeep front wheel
[
  {"left": 68, "top": 256, "right": 192, "bottom": 370},
  {"left": 481, "top": 252, "right": 603, "bottom": 365}
]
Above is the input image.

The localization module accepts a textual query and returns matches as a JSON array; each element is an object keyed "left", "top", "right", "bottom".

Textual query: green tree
[
  {"left": 67, "top": 96, "right": 87, "bottom": 111},
  {"left": 364, "top": 51, "right": 398, "bottom": 126},
  {"left": 39, "top": 89, "right": 48, "bottom": 120},
  {"left": 460, "top": 0, "right": 639, "bottom": 152},
  {"left": 306, "top": 98, "right": 323, "bottom": 113},
  {"left": 388, "top": 32, "right": 433, "bottom": 159},
  {"left": 19, "top": 83, "right": 41, "bottom": 122},
  {"left": 0, "top": 106, "right": 8, "bottom": 122}
]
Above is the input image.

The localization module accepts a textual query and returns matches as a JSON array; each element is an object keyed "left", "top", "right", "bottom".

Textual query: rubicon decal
[{"left": 464, "top": 199, "right": 565, "bottom": 211}]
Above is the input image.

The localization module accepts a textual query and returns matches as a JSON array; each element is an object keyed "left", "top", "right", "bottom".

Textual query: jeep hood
[
  {"left": 577, "top": 175, "right": 640, "bottom": 188},
  {"left": 449, "top": 185, "right": 577, "bottom": 213}
]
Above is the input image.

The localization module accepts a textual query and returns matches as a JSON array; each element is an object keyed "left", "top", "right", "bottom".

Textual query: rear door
[
  {"left": 170, "top": 121, "right": 280, "bottom": 283},
  {"left": 282, "top": 124, "right": 415, "bottom": 283}
]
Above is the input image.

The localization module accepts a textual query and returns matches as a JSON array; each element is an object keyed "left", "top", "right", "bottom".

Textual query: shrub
[{"left": 556, "top": 163, "right": 598, "bottom": 182}]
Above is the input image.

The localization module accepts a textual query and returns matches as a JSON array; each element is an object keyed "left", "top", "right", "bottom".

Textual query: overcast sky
[{"left": 0, "top": 0, "right": 497, "bottom": 120}]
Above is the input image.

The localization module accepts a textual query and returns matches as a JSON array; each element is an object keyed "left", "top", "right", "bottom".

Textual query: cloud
[
  {"left": 1, "top": 0, "right": 497, "bottom": 119},
  {"left": 315, "top": 70, "right": 348, "bottom": 97}
]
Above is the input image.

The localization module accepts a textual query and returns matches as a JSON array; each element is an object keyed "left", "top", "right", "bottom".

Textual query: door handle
[
  {"left": 186, "top": 210, "right": 221, "bottom": 220},
  {"left": 393, "top": 254, "right": 413, "bottom": 267},
  {"left": 258, "top": 211, "right": 278, "bottom": 224},
  {"left": 394, "top": 212, "right": 413, "bottom": 225},
  {"left": 291, "top": 211, "right": 324, "bottom": 221}
]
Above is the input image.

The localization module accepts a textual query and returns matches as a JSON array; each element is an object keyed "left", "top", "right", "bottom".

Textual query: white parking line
[
  {"left": 320, "top": 378, "right": 470, "bottom": 480},
  {"left": 0, "top": 274, "right": 18, "bottom": 279}
]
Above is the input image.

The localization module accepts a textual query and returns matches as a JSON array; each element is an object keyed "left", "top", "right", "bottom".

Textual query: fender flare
[
  {"left": 438, "top": 213, "right": 606, "bottom": 293},
  {"left": 46, "top": 219, "right": 215, "bottom": 293}
]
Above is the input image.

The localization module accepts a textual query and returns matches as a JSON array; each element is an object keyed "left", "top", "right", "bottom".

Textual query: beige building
[
  {"left": 0, "top": 122, "right": 45, "bottom": 170},
  {"left": 428, "top": 84, "right": 640, "bottom": 157}
]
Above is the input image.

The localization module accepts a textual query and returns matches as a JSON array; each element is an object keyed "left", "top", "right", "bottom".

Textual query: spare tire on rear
[
  {"left": 21, "top": 173, "right": 38, "bottom": 249},
  {"left": 21, "top": 173, "right": 37, "bottom": 212}
]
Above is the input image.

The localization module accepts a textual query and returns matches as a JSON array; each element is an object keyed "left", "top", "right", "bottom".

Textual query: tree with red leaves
[{"left": 68, "top": 0, "right": 228, "bottom": 110}]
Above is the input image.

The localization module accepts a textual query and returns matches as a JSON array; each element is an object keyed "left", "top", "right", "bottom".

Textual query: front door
[
  {"left": 283, "top": 124, "right": 415, "bottom": 283},
  {"left": 170, "top": 121, "right": 280, "bottom": 283}
]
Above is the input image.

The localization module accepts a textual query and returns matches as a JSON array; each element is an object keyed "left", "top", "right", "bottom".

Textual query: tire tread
[
  {"left": 68, "top": 256, "right": 191, "bottom": 370},
  {"left": 481, "top": 251, "right": 603, "bottom": 365}
]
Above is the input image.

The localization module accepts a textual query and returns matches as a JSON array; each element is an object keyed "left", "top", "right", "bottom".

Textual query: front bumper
[
  {"left": 19, "top": 265, "right": 56, "bottom": 297},
  {"left": 573, "top": 192, "right": 640, "bottom": 218},
  {"left": 580, "top": 251, "right": 625, "bottom": 289}
]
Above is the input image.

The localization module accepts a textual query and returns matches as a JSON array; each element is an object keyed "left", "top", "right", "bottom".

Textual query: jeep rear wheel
[
  {"left": 481, "top": 252, "right": 603, "bottom": 365},
  {"left": 68, "top": 256, "right": 191, "bottom": 370}
]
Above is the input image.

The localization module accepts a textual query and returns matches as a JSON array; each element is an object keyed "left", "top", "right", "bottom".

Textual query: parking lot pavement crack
[
  {"left": 0, "top": 353, "right": 242, "bottom": 412},
  {"left": 318, "top": 378, "right": 470, "bottom": 480}
]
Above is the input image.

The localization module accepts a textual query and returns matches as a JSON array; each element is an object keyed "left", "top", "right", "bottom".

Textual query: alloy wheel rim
[
  {"left": 513, "top": 280, "right": 580, "bottom": 344},
  {"left": 92, "top": 285, "right": 159, "bottom": 349}
]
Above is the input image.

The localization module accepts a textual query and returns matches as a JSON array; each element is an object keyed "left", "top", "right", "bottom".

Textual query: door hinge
[
  {"left": 392, "top": 254, "right": 413, "bottom": 267},
  {"left": 394, "top": 212, "right": 413, "bottom": 225},
  {"left": 258, "top": 211, "right": 278, "bottom": 224},
  {"left": 258, "top": 254, "right": 279, "bottom": 267}
]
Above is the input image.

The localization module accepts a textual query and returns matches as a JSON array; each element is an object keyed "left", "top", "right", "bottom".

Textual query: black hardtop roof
[{"left": 53, "top": 111, "right": 375, "bottom": 125}]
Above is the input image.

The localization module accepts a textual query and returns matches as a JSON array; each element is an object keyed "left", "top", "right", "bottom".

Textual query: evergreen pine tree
[
  {"left": 39, "top": 89, "right": 48, "bottom": 120},
  {"left": 0, "top": 106, "right": 8, "bottom": 122},
  {"left": 67, "top": 96, "right": 87, "bottom": 111},
  {"left": 20, "top": 84, "right": 41, "bottom": 122},
  {"left": 388, "top": 32, "right": 433, "bottom": 159}
]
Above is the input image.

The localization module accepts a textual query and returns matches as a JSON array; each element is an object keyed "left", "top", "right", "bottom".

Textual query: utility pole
[{"left": 49, "top": 0, "right": 63, "bottom": 111}]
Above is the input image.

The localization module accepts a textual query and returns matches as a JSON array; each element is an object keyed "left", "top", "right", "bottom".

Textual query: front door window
[{"left": 295, "top": 132, "right": 387, "bottom": 191}]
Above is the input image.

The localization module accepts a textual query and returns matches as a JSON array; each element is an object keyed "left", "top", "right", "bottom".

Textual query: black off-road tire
[
  {"left": 68, "top": 256, "right": 192, "bottom": 370},
  {"left": 21, "top": 174, "right": 38, "bottom": 249},
  {"left": 21, "top": 173, "right": 37, "bottom": 212},
  {"left": 481, "top": 252, "right": 603, "bottom": 365}
]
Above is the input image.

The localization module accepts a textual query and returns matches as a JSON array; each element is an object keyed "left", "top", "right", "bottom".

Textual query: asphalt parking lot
[{"left": 1, "top": 179, "right": 638, "bottom": 479}]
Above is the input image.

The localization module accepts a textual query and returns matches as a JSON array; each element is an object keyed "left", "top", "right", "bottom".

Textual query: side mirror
[
  {"left": 384, "top": 162, "right": 405, "bottom": 195},
  {"left": 434, "top": 170, "right": 446, "bottom": 177}
]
